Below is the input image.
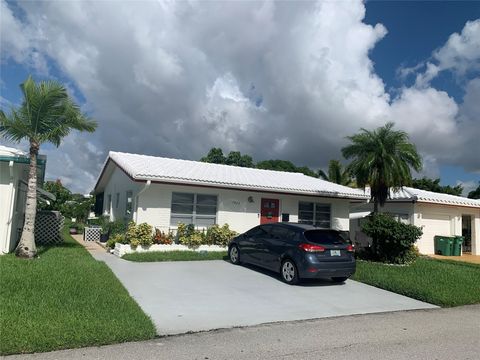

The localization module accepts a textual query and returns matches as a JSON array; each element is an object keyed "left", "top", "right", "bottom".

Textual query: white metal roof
[
  {"left": 0, "top": 145, "right": 26, "bottom": 157},
  {"left": 361, "top": 186, "right": 480, "bottom": 208},
  {"left": 99, "top": 151, "right": 369, "bottom": 199}
]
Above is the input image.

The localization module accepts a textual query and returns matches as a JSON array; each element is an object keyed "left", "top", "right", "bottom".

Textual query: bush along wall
[{"left": 360, "top": 213, "right": 423, "bottom": 264}]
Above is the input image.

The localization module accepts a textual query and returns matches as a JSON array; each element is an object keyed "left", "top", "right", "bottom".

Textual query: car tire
[
  {"left": 331, "top": 276, "right": 349, "bottom": 283},
  {"left": 281, "top": 259, "right": 299, "bottom": 285},
  {"left": 229, "top": 245, "right": 241, "bottom": 265}
]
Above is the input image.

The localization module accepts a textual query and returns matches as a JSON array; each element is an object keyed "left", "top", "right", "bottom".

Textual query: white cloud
[{"left": 1, "top": 0, "right": 479, "bottom": 193}]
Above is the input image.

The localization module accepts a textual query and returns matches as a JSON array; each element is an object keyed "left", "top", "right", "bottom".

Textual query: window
[
  {"left": 106, "top": 194, "right": 112, "bottom": 215},
  {"left": 125, "top": 191, "right": 133, "bottom": 216},
  {"left": 170, "top": 192, "right": 217, "bottom": 227},
  {"left": 388, "top": 213, "right": 410, "bottom": 224},
  {"left": 304, "top": 230, "right": 346, "bottom": 244},
  {"left": 298, "top": 202, "right": 331, "bottom": 228},
  {"left": 115, "top": 193, "right": 120, "bottom": 208}
]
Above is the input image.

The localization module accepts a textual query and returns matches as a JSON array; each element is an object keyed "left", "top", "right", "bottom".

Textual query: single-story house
[
  {"left": 0, "top": 145, "right": 54, "bottom": 254},
  {"left": 93, "top": 151, "right": 369, "bottom": 235},
  {"left": 350, "top": 187, "right": 480, "bottom": 255}
]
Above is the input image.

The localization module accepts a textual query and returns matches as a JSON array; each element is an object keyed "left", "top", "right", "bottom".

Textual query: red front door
[{"left": 260, "top": 198, "right": 280, "bottom": 224}]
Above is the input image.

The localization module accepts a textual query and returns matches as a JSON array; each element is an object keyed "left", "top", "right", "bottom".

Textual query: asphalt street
[{"left": 7, "top": 304, "right": 480, "bottom": 360}]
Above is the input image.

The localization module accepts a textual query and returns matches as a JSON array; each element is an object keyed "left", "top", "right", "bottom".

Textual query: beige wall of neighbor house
[
  {"left": 135, "top": 182, "right": 351, "bottom": 234},
  {"left": 350, "top": 201, "right": 480, "bottom": 255},
  {"left": 414, "top": 203, "right": 480, "bottom": 255}
]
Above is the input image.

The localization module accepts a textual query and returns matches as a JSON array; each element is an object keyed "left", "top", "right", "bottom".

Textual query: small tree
[
  {"left": 0, "top": 76, "right": 97, "bottom": 258},
  {"left": 342, "top": 123, "right": 422, "bottom": 213}
]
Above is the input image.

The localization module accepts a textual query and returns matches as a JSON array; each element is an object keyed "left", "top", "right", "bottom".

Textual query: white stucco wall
[
  {"left": 101, "top": 166, "right": 141, "bottom": 222},
  {"left": 135, "top": 182, "right": 351, "bottom": 234},
  {"left": 414, "top": 203, "right": 480, "bottom": 255}
]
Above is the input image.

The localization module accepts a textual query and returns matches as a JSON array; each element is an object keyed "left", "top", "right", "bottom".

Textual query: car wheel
[
  {"left": 281, "top": 259, "right": 299, "bottom": 285},
  {"left": 331, "top": 276, "right": 349, "bottom": 283},
  {"left": 229, "top": 245, "right": 241, "bottom": 265}
]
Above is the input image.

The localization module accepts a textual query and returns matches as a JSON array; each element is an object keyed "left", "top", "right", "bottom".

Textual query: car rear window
[{"left": 303, "top": 230, "right": 346, "bottom": 245}]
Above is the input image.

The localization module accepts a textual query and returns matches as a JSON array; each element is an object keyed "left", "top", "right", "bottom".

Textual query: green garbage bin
[
  {"left": 434, "top": 236, "right": 453, "bottom": 256},
  {"left": 452, "top": 236, "right": 464, "bottom": 256}
]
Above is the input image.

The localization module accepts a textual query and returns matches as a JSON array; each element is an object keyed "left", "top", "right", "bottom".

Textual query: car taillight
[
  {"left": 299, "top": 243, "right": 326, "bottom": 252},
  {"left": 346, "top": 244, "right": 354, "bottom": 252}
]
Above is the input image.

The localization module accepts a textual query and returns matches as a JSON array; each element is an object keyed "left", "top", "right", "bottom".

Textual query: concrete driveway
[{"left": 94, "top": 253, "right": 437, "bottom": 335}]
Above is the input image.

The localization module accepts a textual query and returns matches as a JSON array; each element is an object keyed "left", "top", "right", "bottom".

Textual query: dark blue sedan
[{"left": 228, "top": 223, "right": 356, "bottom": 285}]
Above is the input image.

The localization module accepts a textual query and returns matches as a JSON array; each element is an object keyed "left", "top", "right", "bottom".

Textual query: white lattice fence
[
  {"left": 84, "top": 227, "right": 102, "bottom": 242},
  {"left": 35, "top": 211, "right": 65, "bottom": 245}
]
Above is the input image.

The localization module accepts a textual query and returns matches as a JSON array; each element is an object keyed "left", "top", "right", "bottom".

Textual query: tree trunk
[
  {"left": 15, "top": 140, "right": 39, "bottom": 258},
  {"left": 373, "top": 200, "right": 379, "bottom": 214}
]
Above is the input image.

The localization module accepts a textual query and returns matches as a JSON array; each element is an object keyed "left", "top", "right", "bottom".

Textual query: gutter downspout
[
  {"left": 135, "top": 180, "right": 151, "bottom": 223},
  {"left": 3, "top": 161, "right": 15, "bottom": 254}
]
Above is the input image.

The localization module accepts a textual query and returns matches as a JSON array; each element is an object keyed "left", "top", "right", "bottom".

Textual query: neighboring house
[
  {"left": 0, "top": 145, "right": 55, "bottom": 254},
  {"left": 93, "top": 151, "right": 369, "bottom": 235},
  {"left": 350, "top": 187, "right": 480, "bottom": 255}
]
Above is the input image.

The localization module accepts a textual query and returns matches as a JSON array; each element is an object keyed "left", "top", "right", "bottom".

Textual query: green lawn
[
  {"left": 122, "top": 250, "right": 228, "bottom": 262},
  {"left": 0, "top": 230, "right": 156, "bottom": 355},
  {"left": 353, "top": 257, "right": 480, "bottom": 307}
]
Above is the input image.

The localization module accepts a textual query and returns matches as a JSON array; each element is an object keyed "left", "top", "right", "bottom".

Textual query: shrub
[
  {"left": 136, "top": 223, "right": 154, "bottom": 247},
  {"left": 361, "top": 213, "right": 423, "bottom": 264},
  {"left": 176, "top": 223, "right": 195, "bottom": 242},
  {"left": 153, "top": 229, "right": 173, "bottom": 245},
  {"left": 179, "top": 231, "right": 204, "bottom": 249},
  {"left": 205, "top": 224, "right": 238, "bottom": 246},
  {"left": 106, "top": 233, "right": 126, "bottom": 249},
  {"left": 104, "top": 220, "right": 127, "bottom": 236}
]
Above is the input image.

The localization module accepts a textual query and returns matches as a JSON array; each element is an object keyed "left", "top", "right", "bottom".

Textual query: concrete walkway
[
  {"left": 8, "top": 304, "right": 480, "bottom": 360},
  {"left": 89, "top": 251, "right": 437, "bottom": 335}
]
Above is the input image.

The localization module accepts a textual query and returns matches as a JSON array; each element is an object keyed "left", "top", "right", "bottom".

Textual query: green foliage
[
  {"left": 106, "top": 233, "right": 126, "bottom": 249},
  {"left": 412, "top": 177, "right": 463, "bottom": 196},
  {"left": 256, "top": 159, "right": 318, "bottom": 178},
  {"left": 205, "top": 224, "right": 238, "bottom": 246},
  {"left": 0, "top": 229, "right": 155, "bottom": 355},
  {"left": 200, "top": 147, "right": 226, "bottom": 164},
  {"left": 353, "top": 258, "right": 480, "bottom": 307},
  {"left": 123, "top": 250, "right": 228, "bottom": 262},
  {"left": 342, "top": 122, "right": 422, "bottom": 211},
  {"left": 361, "top": 213, "right": 423, "bottom": 264},
  {"left": 468, "top": 182, "right": 480, "bottom": 199},
  {"left": 0, "top": 76, "right": 97, "bottom": 147},
  {"left": 225, "top": 151, "right": 254, "bottom": 167},
  {"left": 125, "top": 222, "right": 153, "bottom": 248},
  {"left": 153, "top": 229, "right": 173, "bottom": 245},
  {"left": 179, "top": 231, "right": 204, "bottom": 248},
  {"left": 318, "top": 160, "right": 354, "bottom": 186},
  {"left": 38, "top": 180, "right": 72, "bottom": 211},
  {"left": 104, "top": 220, "right": 128, "bottom": 236}
]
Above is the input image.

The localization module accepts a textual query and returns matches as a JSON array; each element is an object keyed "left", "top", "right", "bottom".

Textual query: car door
[
  {"left": 239, "top": 226, "right": 266, "bottom": 264},
  {"left": 263, "top": 226, "right": 295, "bottom": 270}
]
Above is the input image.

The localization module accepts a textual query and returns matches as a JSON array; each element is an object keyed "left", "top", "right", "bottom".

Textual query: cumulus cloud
[{"left": 0, "top": 0, "right": 479, "bottom": 193}]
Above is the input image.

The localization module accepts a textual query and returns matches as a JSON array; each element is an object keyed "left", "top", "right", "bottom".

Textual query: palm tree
[
  {"left": 341, "top": 122, "right": 422, "bottom": 213},
  {"left": 318, "top": 160, "right": 354, "bottom": 186},
  {"left": 0, "top": 76, "right": 97, "bottom": 258}
]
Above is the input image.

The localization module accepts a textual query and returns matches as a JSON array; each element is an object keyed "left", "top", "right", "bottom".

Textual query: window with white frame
[
  {"left": 125, "top": 190, "right": 133, "bottom": 216},
  {"left": 106, "top": 194, "right": 112, "bottom": 215},
  {"left": 170, "top": 192, "right": 217, "bottom": 227},
  {"left": 298, "top": 202, "right": 331, "bottom": 228}
]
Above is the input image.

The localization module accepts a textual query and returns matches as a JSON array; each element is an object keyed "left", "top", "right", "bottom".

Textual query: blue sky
[{"left": 1, "top": 0, "right": 479, "bottom": 194}]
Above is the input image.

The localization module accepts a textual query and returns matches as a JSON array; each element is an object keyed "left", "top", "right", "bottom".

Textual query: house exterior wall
[
  {"left": 414, "top": 203, "right": 480, "bottom": 255},
  {"left": 0, "top": 161, "right": 28, "bottom": 254},
  {"left": 101, "top": 166, "right": 141, "bottom": 222},
  {"left": 135, "top": 182, "right": 352, "bottom": 234}
]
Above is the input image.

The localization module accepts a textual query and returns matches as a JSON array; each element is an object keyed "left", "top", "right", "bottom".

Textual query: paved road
[
  {"left": 92, "top": 253, "right": 436, "bottom": 334},
  {"left": 8, "top": 305, "right": 480, "bottom": 360}
]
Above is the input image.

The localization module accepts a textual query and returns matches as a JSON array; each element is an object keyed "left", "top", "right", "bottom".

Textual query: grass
[
  {"left": 353, "top": 257, "right": 480, "bottom": 307},
  {"left": 0, "top": 229, "right": 156, "bottom": 355},
  {"left": 122, "top": 250, "right": 228, "bottom": 262}
]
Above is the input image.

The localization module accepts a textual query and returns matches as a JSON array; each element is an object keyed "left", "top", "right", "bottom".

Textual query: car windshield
[{"left": 303, "top": 230, "right": 346, "bottom": 245}]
